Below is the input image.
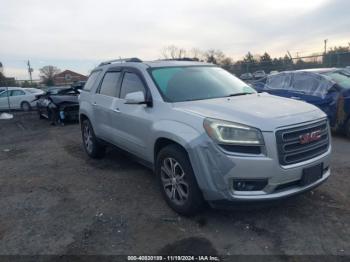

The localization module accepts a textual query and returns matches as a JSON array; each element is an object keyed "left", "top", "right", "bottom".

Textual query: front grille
[{"left": 276, "top": 120, "right": 329, "bottom": 165}]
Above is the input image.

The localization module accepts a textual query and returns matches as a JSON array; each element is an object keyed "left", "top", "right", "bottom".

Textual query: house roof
[{"left": 54, "top": 70, "right": 87, "bottom": 78}]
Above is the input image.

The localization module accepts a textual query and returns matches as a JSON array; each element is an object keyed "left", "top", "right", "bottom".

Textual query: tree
[
  {"left": 189, "top": 48, "right": 203, "bottom": 61},
  {"left": 204, "top": 49, "right": 225, "bottom": 64},
  {"left": 243, "top": 52, "right": 257, "bottom": 64},
  {"left": 220, "top": 57, "right": 233, "bottom": 67},
  {"left": 0, "top": 72, "right": 17, "bottom": 87},
  {"left": 39, "top": 65, "right": 60, "bottom": 86},
  {"left": 260, "top": 52, "right": 273, "bottom": 65},
  {"left": 161, "top": 45, "right": 187, "bottom": 59}
]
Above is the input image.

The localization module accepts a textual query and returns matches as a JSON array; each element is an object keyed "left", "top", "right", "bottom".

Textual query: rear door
[
  {"left": 9, "top": 90, "right": 26, "bottom": 109},
  {"left": 92, "top": 70, "right": 122, "bottom": 141},
  {"left": 110, "top": 69, "right": 153, "bottom": 159}
]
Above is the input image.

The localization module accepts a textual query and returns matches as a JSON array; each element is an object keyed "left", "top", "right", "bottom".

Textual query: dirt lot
[{"left": 0, "top": 112, "right": 349, "bottom": 256}]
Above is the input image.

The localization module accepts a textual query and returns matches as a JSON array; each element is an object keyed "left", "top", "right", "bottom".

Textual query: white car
[
  {"left": 240, "top": 73, "right": 253, "bottom": 80},
  {"left": 0, "top": 87, "right": 44, "bottom": 111},
  {"left": 253, "top": 70, "right": 266, "bottom": 79}
]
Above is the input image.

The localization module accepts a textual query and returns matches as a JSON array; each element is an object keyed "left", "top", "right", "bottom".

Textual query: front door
[{"left": 111, "top": 71, "right": 153, "bottom": 159}]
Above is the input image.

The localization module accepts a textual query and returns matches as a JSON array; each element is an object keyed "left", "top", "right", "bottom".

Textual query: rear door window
[
  {"left": 98, "top": 72, "right": 121, "bottom": 97},
  {"left": 265, "top": 73, "right": 292, "bottom": 90},
  {"left": 11, "top": 90, "right": 25, "bottom": 96},
  {"left": 84, "top": 70, "right": 101, "bottom": 91}
]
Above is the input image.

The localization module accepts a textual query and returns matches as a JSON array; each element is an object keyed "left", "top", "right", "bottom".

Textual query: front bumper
[{"left": 188, "top": 131, "right": 331, "bottom": 202}]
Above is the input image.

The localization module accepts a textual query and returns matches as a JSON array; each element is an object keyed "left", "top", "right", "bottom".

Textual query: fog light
[{"left": 233, "top": 179, "right": 267, "bottom": 191}]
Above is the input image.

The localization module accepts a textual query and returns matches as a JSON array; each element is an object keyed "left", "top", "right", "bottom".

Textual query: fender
[{"left": 149, "top": 120, "right": 202, "bottom": 162}]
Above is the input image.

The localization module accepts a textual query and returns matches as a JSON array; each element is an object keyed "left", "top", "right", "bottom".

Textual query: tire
[
  {"left": 21, "top": 101, "right": 31, "bottom": 112},
  {"left": 81, "top": 118, "right": 106, "bottom": 158},
  {"left": 156, "top": 144, "right": 205, "bottom": 216}
]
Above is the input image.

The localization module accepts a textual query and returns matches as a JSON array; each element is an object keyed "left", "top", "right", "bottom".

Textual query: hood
[
  {"left": 50, "top": 95, "right": 79, "bottom": 105},
  {"left": 173, "top": 93, "right": 326, "bottom": 131}
]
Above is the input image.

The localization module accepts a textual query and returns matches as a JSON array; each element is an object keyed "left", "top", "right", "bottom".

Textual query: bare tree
[
  {"left": 40, "top": 65, "right": 60, "bottom": 86},
  {"left": 204, "top": 49, "right": 226, "bottom": 64},
  {"left": 161, "top": 45, "right": 187, "bottom": 59},
  {"left": 220, "top": 57, "right": 233, "bottom": 67},
  {"left": 189, "top": 48, "right": 203, "bottom": 61}
]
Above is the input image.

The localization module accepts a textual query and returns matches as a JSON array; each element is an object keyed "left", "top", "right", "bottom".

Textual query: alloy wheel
[
  {"left": 160, "top": 157, "right": 189, "bottom": 206},
  {"left": 83, "top": 123, "right": 93, "bottom": 154}
]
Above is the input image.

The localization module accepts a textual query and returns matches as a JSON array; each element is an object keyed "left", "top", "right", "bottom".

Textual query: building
[{"left": 53, "top": 70, "right": 88, "bottom": 86}]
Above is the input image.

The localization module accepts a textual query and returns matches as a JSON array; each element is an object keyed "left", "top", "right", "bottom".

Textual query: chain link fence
[{"left": 226, "top": 51, "right": 350, "bottom": 77}]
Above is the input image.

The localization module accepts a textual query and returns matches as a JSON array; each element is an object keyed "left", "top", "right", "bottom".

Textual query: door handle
[{"left": 113, "top": 108, "right": 121, "bottom": 113}]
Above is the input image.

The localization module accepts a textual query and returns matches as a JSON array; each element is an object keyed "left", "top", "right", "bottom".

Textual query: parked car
[
  {"left": 0, "top": 87, "right": 43, "bottom": 111},
  {"left": 254, "top": 68, "right": 350, "bottom": 137},
  {"left": 71, "top": 81, "right": 86, "bottom": 89},
  {"left": 36, "top": 86, "right": 80, "bottom": 125},
  {"left": 240, "top": 73, "right": 253, "bottom": 80},
  {"left": 253, "top": 70, "right": 266, "bottom": 79},
  {"left": 79, "top": 58, "right": 331, "bottom": 215}
]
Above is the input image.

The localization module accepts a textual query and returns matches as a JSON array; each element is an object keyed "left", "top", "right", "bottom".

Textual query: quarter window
[
  {"left": 99, "top": 72, "right": 121, "bottom": 97},
  {"left": 120, "top": 73, "right": 145, "bottom": 99}
]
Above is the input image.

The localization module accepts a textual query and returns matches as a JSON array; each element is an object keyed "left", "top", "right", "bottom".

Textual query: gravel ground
[{"left": 0, "top": 112, "right": 349, "bottom": 257}]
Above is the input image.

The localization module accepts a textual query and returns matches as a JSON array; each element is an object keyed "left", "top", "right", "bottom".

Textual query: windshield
[
  {"left": 321, "top": 71, "right": 350, "bottom": 89},
  {"left": 150, "top": 66, "right": 255, "bottom": 102}
]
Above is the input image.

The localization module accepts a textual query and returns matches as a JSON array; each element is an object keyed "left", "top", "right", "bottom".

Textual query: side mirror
[{"left": 124, "top": 91, "right": 146, "bottom": 104}]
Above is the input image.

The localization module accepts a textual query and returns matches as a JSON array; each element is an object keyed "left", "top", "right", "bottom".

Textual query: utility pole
[{"left": 27, "top": 60, "right": 33, "bottom": 85}]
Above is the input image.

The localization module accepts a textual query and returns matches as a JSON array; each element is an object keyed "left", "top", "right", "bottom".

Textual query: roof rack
[
  {"left": 158, "top": 58, "right": 200, "bottom": 62},
  {"left": 99, "top": 57, "right": 142, "bottom": 66}
]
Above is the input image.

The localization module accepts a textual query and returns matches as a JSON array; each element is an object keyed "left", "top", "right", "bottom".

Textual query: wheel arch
[{"left": 154, "top": 137, "right": 188, "bottom": 166}]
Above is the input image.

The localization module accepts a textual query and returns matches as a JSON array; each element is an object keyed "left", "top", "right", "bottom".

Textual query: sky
[{"left": 0, "top": 0, "right": 349, "bottom": 80}]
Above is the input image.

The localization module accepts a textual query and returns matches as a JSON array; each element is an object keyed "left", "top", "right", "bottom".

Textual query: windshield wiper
[{"left": 226, "top": 92, "right": 253, "bottom": 97}]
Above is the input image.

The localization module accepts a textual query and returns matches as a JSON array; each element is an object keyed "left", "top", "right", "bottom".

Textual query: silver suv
[{"left": 79, "top": 58, "right": 331, "bottom": 215}]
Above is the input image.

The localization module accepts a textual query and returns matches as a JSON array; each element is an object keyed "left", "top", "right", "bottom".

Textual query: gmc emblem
[{"left": 299, "top": 130, "right": 322, "bottom": 144}]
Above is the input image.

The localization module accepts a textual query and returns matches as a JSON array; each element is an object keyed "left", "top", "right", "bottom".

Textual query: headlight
[{"left": 203, "top": 118, "right": 264, "bottom": 145}]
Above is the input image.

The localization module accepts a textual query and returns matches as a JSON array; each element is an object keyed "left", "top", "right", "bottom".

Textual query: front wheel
[
  {"left": 156, "top": 144, "right": 205, "bottom": 216},
  {"left": 81, "top": 119, "right": 106, "bottom": 158},
  {"left": 21, "top": 102, "right": 31, "bottom": 111}
]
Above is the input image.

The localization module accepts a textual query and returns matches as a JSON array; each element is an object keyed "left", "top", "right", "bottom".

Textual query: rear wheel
[
  {"left": 81, "top": 118, "right": 106, "bottom": 158},
  {"left": 156, "top": 144, "right": 205, "bottom": 216},
  {"left": 21, "top": 101, "right": 31, "bottom": 112}
]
